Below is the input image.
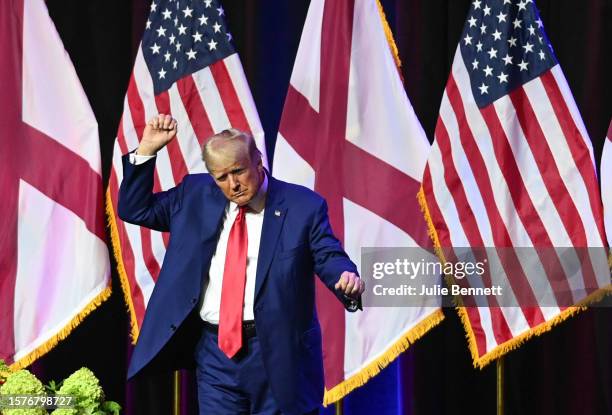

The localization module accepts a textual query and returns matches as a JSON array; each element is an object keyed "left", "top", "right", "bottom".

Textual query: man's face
[{"left": 207, "top": 149, "right": 263, "bottom": 206}]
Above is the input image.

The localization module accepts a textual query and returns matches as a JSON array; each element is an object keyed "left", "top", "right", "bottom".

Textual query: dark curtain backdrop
[{"left": 35, "top": 0, "right": 611, "bottom": 414}]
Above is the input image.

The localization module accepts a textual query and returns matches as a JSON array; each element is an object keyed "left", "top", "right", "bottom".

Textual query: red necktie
[{"left": 218, "top": 205, "right": 248, "bottom": 358}]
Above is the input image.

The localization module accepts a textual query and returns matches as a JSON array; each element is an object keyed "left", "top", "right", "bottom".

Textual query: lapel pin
[{"left": 274, "top": 210, "right": 281, "bottom": 217}]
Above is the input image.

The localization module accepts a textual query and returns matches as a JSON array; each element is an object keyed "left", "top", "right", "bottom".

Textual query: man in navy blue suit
[{"left": 118, "top": 114, "right": 364, "bottom": 415}]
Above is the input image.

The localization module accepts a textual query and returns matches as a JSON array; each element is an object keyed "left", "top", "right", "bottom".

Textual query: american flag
[
  {"left": 420, "top": 0, "right": 611, "bottom": 367},
  {"left": 1, "top": 0, "right": 110, "bottom": 368},
  {"left": 107, "top": 0, "right": 266, "bottom": 340},
  {"left": 602, "top": 119, "right": 612, "bottom": 247},
  {"left": 274, "top": 0, "right": 443, "bottom": 404}
]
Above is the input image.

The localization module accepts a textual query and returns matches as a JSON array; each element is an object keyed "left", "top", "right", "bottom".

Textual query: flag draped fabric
[
  {"left": 274, "top": 0, "right": 443, "bottom": 404},
  {"left": 0, "top": 0, "right": 111, "bottom": 369},
  {"left": 602, "top": 120, "right": 612, "bottom": 247},
  {"left": 106, "top": 0, "right": 266, "bottom": 341},
  {"left": 419, "top": 0, "right": 611, "bottom": 368}
]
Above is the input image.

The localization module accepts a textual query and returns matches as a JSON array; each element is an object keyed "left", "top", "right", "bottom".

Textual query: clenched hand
[
  {"left": 334, "top": 271, "right": 365, "bottom": 299},
  {"left": 136, "top": 114, "right": 178, "bottom": 156}
]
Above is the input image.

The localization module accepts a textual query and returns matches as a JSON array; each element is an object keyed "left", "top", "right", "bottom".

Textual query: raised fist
[{"left": 136, "top": 114, "right": 178, "bottom": 156}]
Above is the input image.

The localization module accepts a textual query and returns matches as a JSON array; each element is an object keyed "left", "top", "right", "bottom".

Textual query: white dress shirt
[
  {"left": 200, "top": 175, "right": 267, "bottom": 323},
  {"left": 129, "top": 151, "right": 267, "bottom": 323}
]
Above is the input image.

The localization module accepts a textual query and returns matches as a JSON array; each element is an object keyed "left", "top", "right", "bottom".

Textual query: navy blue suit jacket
[{"left": 118, "top": 154, "right": 359, "bottom": 414}]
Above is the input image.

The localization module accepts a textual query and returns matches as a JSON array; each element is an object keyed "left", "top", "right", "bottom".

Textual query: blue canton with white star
[
  {"left": 459, "top": 0, "right": 557, "bottom": 108},
  {"left": 142, "top": 0, "right": 235, "bottom": 95}
]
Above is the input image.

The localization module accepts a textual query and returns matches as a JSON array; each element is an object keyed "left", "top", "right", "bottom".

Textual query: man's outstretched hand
[
  {"left": 136, "top": 114, "right": 178, "bottom": 156},
  {"left": 334, "top": 271, "right": 365, "bottom": 299}
]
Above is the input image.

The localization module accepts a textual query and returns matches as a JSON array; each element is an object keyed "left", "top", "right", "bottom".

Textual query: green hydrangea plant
[
  {"left": 0, "top": 361, "right": 119, "bottom": 415},
  {"left": 0, "top": 369, "right": 48, "bottom": 415},
  {"left": 50, "top": 368, "right": 120, "bottom": 415}
]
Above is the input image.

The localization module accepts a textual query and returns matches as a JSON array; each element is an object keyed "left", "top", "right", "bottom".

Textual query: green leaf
[
  {"left": 45, "top": 380, "right": 57, "bottom": 393},
  {"left": 101, "top": 401, "right": 121, "bottom": 414}
]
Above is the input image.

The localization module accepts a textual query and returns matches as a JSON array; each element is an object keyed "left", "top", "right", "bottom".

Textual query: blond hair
[{"left": 201, "top": 128, "right": 261, "bottom": 170}]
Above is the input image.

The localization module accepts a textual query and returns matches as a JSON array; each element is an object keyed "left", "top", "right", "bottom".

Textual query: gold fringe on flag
[
  {"left": 323, "top": 309, "right": 444, "bottom": 406},
  {"left": 9, "top": 284, "right": 112, "bottom": 371},
  {"left": 467, "top": 287, "right": 612, "bottom": 369},
  {"left": 417, "top": 187, "right": 612, "bottom": 369},
  {"left": 376, "top": 0, "right": 403, "bottom": 78},
  {"left": 105, "top": 188, "right": 141, "bottom": 344}
]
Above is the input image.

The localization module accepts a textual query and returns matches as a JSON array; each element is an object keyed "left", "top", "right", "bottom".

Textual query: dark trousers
[{"left": 194, "top": 327, "right": 318, "bottom": 415}]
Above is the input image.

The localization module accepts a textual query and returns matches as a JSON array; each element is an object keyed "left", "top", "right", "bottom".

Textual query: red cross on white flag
[
  {"left": 274, "top": 0, "right": 443, "bottom": 404},
  {"left": 0, "top": 0, "right": 110, "bottom": 369}
]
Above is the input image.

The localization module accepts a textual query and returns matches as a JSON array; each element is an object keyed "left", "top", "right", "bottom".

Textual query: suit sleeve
[
  {"left": 117, "top": 153, "right": 184, "bottom": 232},
  {"left": 309, "top": 198, "right": 362, "bottom": 312}
]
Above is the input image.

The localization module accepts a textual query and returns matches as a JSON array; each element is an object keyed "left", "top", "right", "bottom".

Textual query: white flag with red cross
[
  {"left": 274, "top": 0, "right": 442, "bottom": 404},
  {"left": 0, "top": 0, "right": 111, "bottom": 369}
]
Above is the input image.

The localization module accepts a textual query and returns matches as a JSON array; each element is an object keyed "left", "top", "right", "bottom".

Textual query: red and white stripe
[
  {"left": 107, "top": 47, "right": 266, "bottom": 337},
  {"left": 601, "top": 120, "right": 612, "bottom": 247},
  {"left": 422, "top": 45, "right": 610, "bottom": 366}
]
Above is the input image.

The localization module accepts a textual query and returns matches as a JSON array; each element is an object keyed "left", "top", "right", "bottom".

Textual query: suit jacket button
[
  {"left": 170, "top": 324, "right": 177, "bottom": 331},
  {"left": 191, "top": 298, "right": 198, "bottom": 305}
]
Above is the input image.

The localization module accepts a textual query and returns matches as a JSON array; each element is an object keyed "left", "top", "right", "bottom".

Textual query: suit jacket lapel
[{"left": 255, "top": 176, "right": 286, "bottom": 300}]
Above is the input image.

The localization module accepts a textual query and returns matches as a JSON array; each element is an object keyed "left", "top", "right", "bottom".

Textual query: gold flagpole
[
  {"left": 335, "top": 399, "right": 343, "bottom": 415},
  {"left": 173, "top": 370, "right": 181, "bottom": 415},
  {"left": 496, "top": 358, "right": 504, "bottom": 415}
]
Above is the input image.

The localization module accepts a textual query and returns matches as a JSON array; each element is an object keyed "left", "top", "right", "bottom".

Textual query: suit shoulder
[{"left": 273, "top": 178, "right": 325, "bottom": 207}]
